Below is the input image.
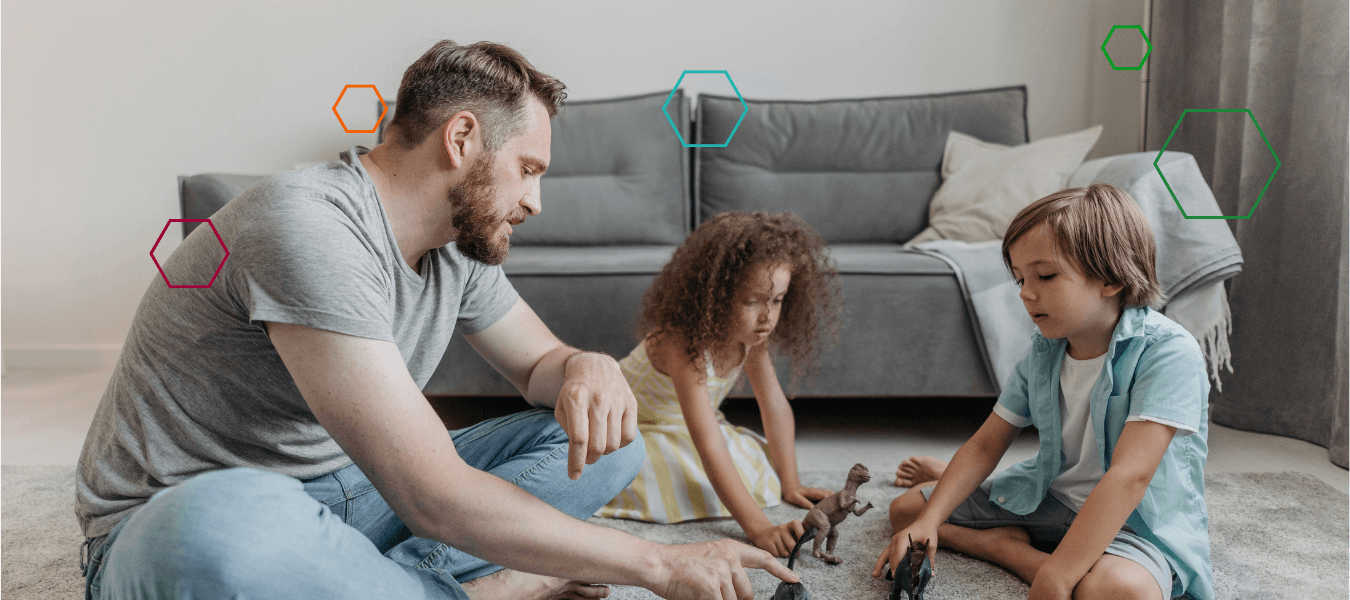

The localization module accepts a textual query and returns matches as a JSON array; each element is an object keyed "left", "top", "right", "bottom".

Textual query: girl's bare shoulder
[{"left": 645, "top": 329, "right": 700, "bottom": 379}]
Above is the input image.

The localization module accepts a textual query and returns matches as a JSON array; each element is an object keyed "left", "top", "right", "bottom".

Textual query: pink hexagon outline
[{"left": 150, "top": 219, "right": 229, "bottom": 288}]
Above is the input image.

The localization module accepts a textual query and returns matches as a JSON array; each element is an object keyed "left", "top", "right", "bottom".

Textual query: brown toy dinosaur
[{"left": 802, "top": 463, "right": 874, "bottom": 564}]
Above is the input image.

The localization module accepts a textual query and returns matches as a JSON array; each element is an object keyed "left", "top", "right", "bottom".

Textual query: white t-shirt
[
  {"left": 1048, "top": 352, "right": 1108, "bottom": 511},
  {"left": 991, "top": 349, "right": 1201, "bottom": 513}
]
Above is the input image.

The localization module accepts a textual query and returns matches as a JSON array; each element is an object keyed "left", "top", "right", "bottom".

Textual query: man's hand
[
  {"left": 872, "top": 521, "right": 938, "bottom": 579},
  {"left": 782, "top": 486, "right": 831, "bottom": 509},
  {"left": 554, "top": 352, "right": 639, "bottom": 480},
  {"left": 653, "top": 539, "right": 798, "bottom": 600}
]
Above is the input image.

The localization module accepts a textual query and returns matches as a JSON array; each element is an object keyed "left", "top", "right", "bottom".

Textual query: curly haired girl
[{"left": 596, "top": 211, "right": 842, "bottom": 558}]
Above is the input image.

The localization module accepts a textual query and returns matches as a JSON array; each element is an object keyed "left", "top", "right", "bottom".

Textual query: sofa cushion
[
  {"left": 502, "top": 245, "right": 677, "bottom": 276},
  {"left": 377, "top": 92, "right": 691, "bottom": 246},
  {"left": 514, "top": 91, "right": 691, "bottom": 246},
  {"left": 828, "top": 244, "right": 954, "bottom": 275},
  {"left": 501, "top": 244, "right": 955, "bottom": 276},
  {"left": 903, "top": 126, "right": 1102, "bottom": 246},
  {"left": 695, "top": 86, "right": 1028, "bottom": 244}
]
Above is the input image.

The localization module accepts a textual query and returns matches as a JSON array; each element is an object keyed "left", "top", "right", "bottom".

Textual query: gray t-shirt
[{"left": 76, "top": 147, "right": 519, "bottom": 538}]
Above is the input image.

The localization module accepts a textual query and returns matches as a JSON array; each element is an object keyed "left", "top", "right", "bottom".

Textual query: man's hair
[
  {"left": 1001, "top": 183, "right": 1166, "bottom": 309},
  {"left": 386, "top": 40, "right": 567, "bottom": 152}
]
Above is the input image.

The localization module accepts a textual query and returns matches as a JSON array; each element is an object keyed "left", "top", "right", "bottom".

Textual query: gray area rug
[{"left": 4, "top": 467, "right": 1346, "bottom": 599}]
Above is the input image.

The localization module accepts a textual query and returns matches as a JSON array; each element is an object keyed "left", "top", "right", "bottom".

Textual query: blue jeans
[{"left": 81, "top": 409, "right": 645, "bottom": 600}]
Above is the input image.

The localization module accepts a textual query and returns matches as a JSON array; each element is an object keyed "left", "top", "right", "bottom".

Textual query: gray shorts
[{"left": 922, "top": 482, "right": 1177, "bottom": 599}]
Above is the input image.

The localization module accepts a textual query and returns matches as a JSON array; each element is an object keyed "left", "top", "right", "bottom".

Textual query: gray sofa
[{"left": 181, "top": 85, "right": 1085, "bottom": 398}]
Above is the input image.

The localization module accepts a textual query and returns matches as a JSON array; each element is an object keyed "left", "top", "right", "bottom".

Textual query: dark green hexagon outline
[
  {"left": 661, "top": 70, "right": 747, "bottom": 148},
  {"left": 1155, "top": 108, "right": 1280, "bottom": 219},
  {"left": 1101, "top": 25, "right": 1152, "bottom": 70}
]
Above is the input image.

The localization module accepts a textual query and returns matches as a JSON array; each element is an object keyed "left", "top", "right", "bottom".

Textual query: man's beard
[{"left": 448, "top": 154, "right": 511, "bottom": 265}]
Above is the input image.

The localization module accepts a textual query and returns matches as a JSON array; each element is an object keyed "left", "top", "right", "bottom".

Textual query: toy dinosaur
[
  {"left": 885, "top": 534, "right": 933, "bottom": 600},
  {"left": 770, "top": 527, "right": 818, "bottom": 600},
  {"left": 802, "top": 463, "right": 874, "bottom": 564}
]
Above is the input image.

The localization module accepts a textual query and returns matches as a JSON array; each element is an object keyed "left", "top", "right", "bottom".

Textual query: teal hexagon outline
[
  {"left": 1155, "top": 108, "right": 1280, "bottom": 219},
  {"left": 1101, "top": 25, "right": 1152, "bottom": 70},
  {"left": 661, "top": 70, "right": 747, "bottom": 148}
]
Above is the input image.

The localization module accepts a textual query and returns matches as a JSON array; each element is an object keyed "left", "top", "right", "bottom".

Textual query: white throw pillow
[{"left": 903, "top": 126, "right": 1103, "bottom": 246}]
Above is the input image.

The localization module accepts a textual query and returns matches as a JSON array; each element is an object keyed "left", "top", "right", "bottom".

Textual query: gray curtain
[{"left": 1145, "top": 0, "right": 1348, "bottom": 467}]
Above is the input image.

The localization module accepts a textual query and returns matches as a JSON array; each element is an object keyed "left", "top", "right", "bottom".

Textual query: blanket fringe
[{"left": 1198, "top": 303, "right": 1234, "bottom": 393}]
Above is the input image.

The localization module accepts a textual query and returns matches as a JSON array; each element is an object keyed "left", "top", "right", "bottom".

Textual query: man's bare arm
[
  {"left": 264, "top": 320, "right": 796, "bottom": 598},
  {"left": 465, "top": 298, "right": 637, "bottom": 479}
]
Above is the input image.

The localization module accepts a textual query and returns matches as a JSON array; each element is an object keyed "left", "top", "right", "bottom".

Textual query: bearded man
[{"left": 75, "top": 40, "right": 796, "bottom": 600}]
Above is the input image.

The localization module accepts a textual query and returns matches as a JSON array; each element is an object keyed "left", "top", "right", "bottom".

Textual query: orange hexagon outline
[
  {"left": 150, "top": 219, "right": 230, "bottom": 288},
  {"left": 333, "top": 85, "right": 388, "bottom": 133}
]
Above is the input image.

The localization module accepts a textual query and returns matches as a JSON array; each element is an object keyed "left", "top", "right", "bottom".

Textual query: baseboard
[{"left": 2, "top": 344, "right": 123, "bottom": 370}]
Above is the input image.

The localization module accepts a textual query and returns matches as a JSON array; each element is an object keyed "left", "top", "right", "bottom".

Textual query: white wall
[{"left": 1, "top": 0, "right": 1143, "bottom": 365}]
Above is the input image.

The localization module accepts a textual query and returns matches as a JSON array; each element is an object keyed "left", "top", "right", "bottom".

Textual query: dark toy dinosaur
[
  {"left": 770, "top": 527, "right": 818, "bottom": 600},
  {"left": 885, "top": 534, "right": 933, "bottom": 600}
]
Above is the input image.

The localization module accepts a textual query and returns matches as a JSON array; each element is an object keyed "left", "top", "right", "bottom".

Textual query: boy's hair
[
  {"left": 640, "top": 212, "right": 842, "bottom": 382},
  {"left": 1002, "top": 183, "right": 1166, "bottom": 309},
  {"left": 386, "top": 40, "right": 567, "bottom": 152}
]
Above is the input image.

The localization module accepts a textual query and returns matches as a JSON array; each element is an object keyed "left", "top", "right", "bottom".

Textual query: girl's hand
[
  {"left": 748, "top": 519, "right": 806, "bottom": 558},
  {"left": 871, "top": 522, "right": 938, "bottom": 579},
  {"left": 782, "top": 486, "right": 832, "bottom": 509}
]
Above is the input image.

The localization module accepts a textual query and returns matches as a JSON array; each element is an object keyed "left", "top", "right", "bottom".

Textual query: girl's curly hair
[{"left": 639, "top": 211, "right": 842, "bottom": 383}]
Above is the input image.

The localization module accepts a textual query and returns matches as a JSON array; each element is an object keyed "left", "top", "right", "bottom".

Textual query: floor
[{"left": 3, "top": 367, "right": 1347, "bottom": 496}]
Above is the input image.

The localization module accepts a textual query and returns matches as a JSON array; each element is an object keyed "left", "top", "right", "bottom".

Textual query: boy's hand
[
  {"left": 783, "top": 485, "right": 831, "bottom": 509},
  {"left": 1027, "top": 563, "right": 1075, "bottom": 600},
  {"left": 749, "top": 520, "right": 806, "bottom": 558},
  {"left": 872, "top": 522, "right": 938, "bottom": 579}
]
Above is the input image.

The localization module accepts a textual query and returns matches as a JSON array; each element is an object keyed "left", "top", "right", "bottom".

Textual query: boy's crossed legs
[{"left": 889, "top": 474, "right": 1174, "bottom": 600}]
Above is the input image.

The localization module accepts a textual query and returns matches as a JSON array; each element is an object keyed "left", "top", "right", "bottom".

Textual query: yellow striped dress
[{"left": 596, "top": 340, "right": 782, "bottom": 523}]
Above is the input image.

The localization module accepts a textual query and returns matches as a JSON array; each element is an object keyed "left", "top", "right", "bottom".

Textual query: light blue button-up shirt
[{"left": 990, "top": 306, "right": 1213, "bottom": 600}]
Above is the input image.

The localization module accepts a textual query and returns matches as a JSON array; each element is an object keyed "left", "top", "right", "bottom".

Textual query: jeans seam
[
  {"left": 511, "top": 444, "right": 567, "bottom": 485},
  {"left": 457, "top": 409, "right": 551, "bottom": 448},
  {"left": 414, "top": 541, "right": 449, "bottom": 569},
  {"left": 345, "top": 483, "right": 379, "bottom": 501}
]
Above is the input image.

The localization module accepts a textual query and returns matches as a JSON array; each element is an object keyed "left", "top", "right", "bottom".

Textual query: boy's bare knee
[
  {"left": 1073, "top": 556, "right": 1162, "bottom": 600},
  {"left": 887, "top": 486, "right": 927, "bottom": 529}
]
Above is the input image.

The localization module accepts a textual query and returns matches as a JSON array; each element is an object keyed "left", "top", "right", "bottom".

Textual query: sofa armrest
[{"left": 178, "top": 173, "right": 266, "bottom": 238}]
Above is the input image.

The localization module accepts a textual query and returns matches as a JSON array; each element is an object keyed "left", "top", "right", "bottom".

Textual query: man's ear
[{"left": 441, "top": 110, "right": 480, "bottom": 170}]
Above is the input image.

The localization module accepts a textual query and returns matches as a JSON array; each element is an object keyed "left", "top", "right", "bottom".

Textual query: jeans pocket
[{"left": 83, "top": 536, "right": 109, "bottom": 600}]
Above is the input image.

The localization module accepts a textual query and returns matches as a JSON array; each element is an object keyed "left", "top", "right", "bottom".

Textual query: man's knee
[
  {"left": 584, "top": 429, "right": 645, "bottom": 496},
  {"left": 1074, "top": 556, "right": 1163, "bottom": 600},
  {"left": 101, "top": 468, "right": 326, "bottom": 598}
]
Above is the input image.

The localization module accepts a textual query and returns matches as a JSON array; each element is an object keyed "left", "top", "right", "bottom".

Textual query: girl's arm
[
  {"left": 654, "top": 335, "right": 803, "bottom": 558},
  {"left": 872, "top": 412, "right": 1021, "bottom": 578},
  {"left": 742, "top": 346, "right": 831, "bottom": 508},
  {"left": 1027, "top": 420, "right": 1175, "bottom": 600}
]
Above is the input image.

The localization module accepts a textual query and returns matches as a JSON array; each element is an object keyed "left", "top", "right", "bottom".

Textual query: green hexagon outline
[
  {"left": 1101, "top": 25, "right": 1152, "bottom": 70},
  {"left": 661, "top": 70, "right": 747, "bottom": 148},
  {"left": 1155, "top": 108, "right": 1280, "bottom": 220}
]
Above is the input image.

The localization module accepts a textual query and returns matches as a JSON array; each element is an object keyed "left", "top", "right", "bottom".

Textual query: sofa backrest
[
  {"left": 694, "top": 86, "right": 1028, "bottom": 244},
  {"left": 379, "top": 92, "right": 692, "bottom": 246},
  {"left": 517, "top": 90, "right": 691, "bottom": 245}
]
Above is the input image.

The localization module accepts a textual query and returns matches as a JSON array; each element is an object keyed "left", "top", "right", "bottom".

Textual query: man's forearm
[
  {"left": 420, "top": 464, "right": 663, "bottom": 588},
  {"left": 523, "top": 345, "right": 585, "bottom": 407}
]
